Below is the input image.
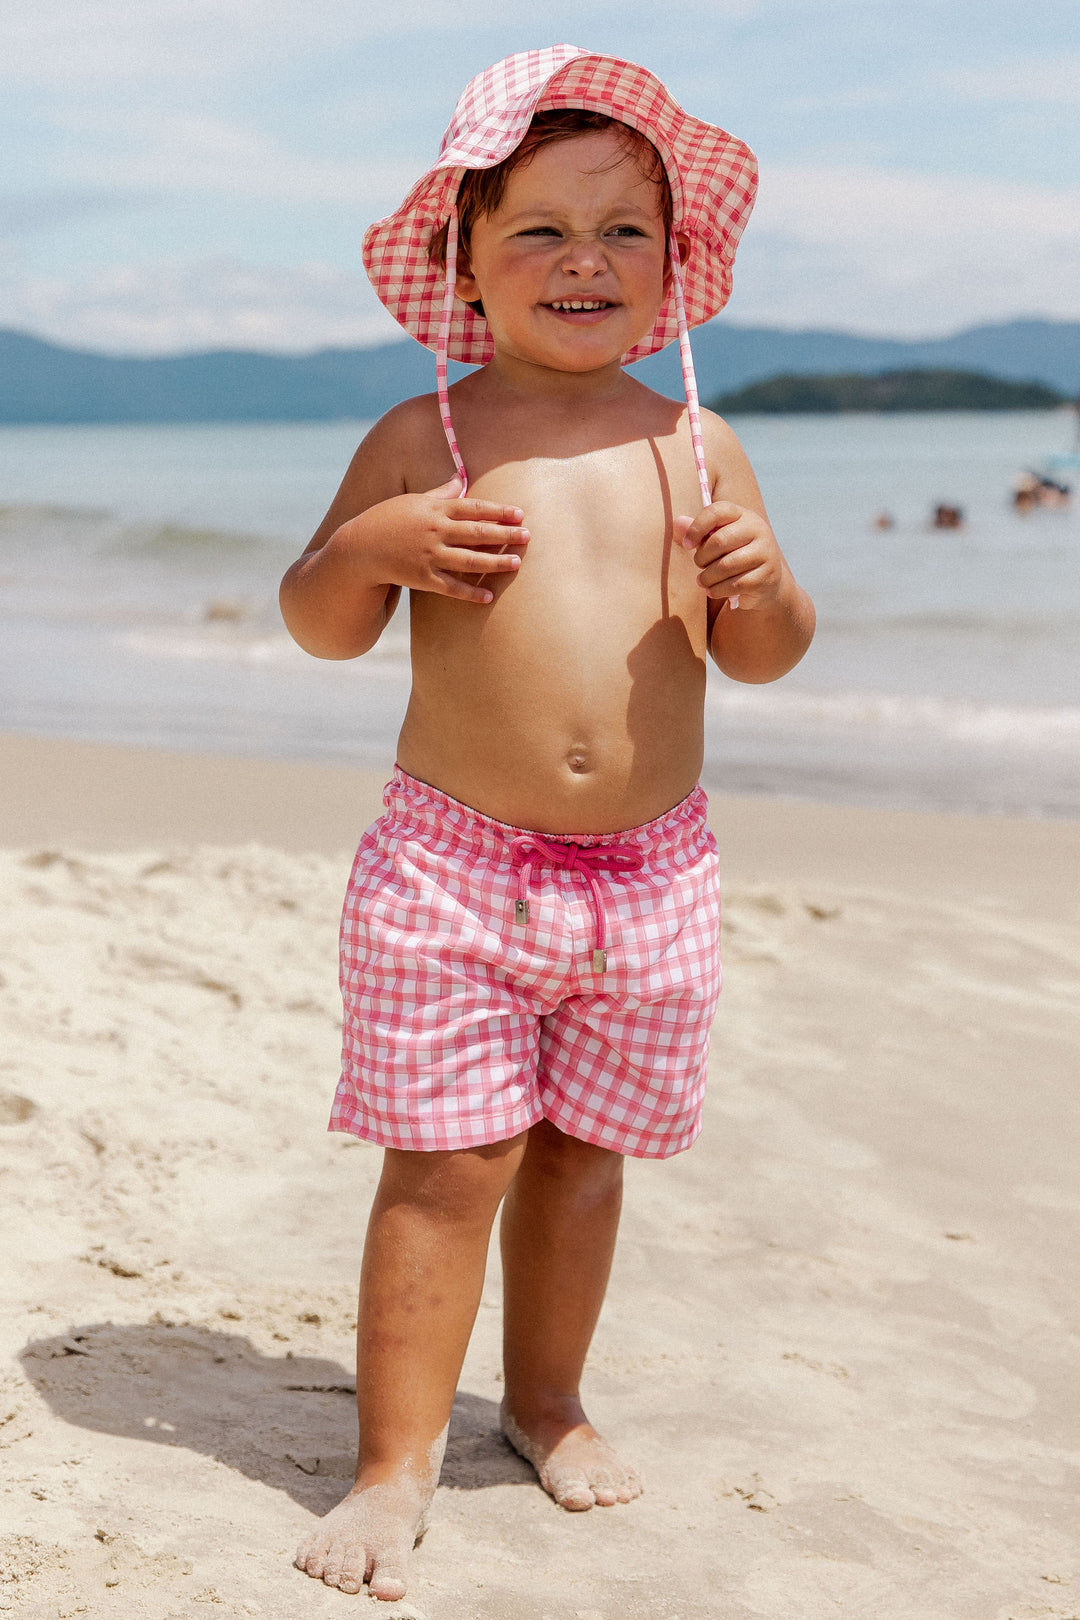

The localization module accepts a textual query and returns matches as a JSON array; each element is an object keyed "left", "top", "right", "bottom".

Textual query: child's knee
[
  {"left": 381, "top": 1134, "right": 528, "bottom": 1217},
  {"left": 525, "top": 1119, "right": 624, "bottom": 1188}
]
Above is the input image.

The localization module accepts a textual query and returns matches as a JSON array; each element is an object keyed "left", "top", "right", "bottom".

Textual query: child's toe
[
  {"left": 548, "top": 1469, "right": 596, "bottom": 1510},
  {"left": 294, "top": 1533, "right": 330, "bottom": 1578},
  {"left": 369, "top": 1562, "right": 409, "bottom": 1601},
  {"left": 367, "top": 1528, "right": 412, "bottom": 1600},
  {"left": 319, "top": 1550, "right": 347, "bottom": 1589},
  {"left": 337, "top": 1550, "right": 367, "bottom": 1595}
]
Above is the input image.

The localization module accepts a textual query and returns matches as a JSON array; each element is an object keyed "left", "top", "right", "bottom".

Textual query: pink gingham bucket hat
[{"left": 363, "top": 45, "right": 758, "bottom": 513}]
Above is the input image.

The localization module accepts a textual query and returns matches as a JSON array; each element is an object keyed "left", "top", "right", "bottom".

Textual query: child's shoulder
[
  {"left": 354, "top": 392, "right": 452, "bottom": 486},
  {"left": 696, "top": 403, "right": 765, "bottom": 506},
  {"left": 625, "top": 379, "right": 754, "bottom": 478},
  {"left": 697, "top": 400, "right": 746, "bottom": 454},
  {"left": 364, "top": 391, "right": 445, "bottom": 455}
]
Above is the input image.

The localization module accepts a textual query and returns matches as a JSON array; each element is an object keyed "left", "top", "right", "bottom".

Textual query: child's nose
[{"left": 560, "top": 235, "right": 608, "bottom": 276}]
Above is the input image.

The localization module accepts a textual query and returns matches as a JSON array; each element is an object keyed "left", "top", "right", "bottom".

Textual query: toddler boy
[{"left": 281, "top": 45, "right": 814, "bottom": 1601}]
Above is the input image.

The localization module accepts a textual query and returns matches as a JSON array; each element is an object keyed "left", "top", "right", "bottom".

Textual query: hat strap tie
[
  {"left": 437, "top": 199, "right": 469, "bottom": 494},
  {"left": 669, "top": 229, "right": 737, "bottom": 609}
]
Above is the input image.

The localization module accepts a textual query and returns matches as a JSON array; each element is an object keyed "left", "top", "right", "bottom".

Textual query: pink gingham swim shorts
[{"left": 330, "top": 768, "right": 722, "bottom": 1159}]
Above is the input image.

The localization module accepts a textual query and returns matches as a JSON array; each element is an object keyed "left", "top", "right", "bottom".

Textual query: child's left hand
[{"left": 675, "top": 502, "right": 784, "bottom": 610}]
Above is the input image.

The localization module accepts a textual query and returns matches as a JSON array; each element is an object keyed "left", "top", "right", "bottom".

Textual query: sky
[{"left": 2, "top": 0, "right": 1078, "bottom": 353}]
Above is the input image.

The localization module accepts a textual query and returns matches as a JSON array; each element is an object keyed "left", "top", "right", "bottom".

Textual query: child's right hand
[{"left": 349, "top": 476, "right": 529, "bottom": 605}]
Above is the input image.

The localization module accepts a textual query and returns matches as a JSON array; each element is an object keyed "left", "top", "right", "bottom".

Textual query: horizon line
[{"left": 2, "top": 313, "right": 1078, "bottom": 364}]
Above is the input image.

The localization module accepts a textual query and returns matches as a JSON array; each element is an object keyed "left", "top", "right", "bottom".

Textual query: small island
[{"left": 708, "top": 367, "right": 1066, "bottom": 414}]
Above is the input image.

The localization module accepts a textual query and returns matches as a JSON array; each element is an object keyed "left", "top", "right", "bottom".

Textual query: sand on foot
[{"left": 500, "top": 1403, "right": 643, "bottom": 1510}]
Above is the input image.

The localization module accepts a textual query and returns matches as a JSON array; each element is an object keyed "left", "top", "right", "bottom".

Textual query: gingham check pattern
[
  {"left": 331, "top": 769, "right": 723, "bottom": 1159},
  {"left": 362, "top": 46, "right": 758, "bottom": 365}
]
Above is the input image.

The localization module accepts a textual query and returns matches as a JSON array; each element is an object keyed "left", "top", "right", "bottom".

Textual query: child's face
[{"left": 455, "top": 130, "right": 672, "bottom": 378}]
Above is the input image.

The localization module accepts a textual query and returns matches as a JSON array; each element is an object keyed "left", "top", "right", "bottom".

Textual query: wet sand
[{"left": 1, "top": 732, "right": 1078, "bottom": 1619}]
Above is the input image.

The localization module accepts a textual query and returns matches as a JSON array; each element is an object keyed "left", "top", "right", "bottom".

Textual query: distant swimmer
[
  {"left": 1012, "top": 471, "right": 1073, "bottom": 514},
  {"left": 872, "top": 510, "right": 895, "bottom": 531},
  {"left": 932, "top": 503, "right": 964, "bottom": 529}
]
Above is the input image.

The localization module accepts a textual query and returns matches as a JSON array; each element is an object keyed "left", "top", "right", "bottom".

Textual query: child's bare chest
[
  {"left": 403, "top": 431, "right": 712, "bottom": 829},
  {"left": 408, "top": 433, "right": 711, "bottom": 759},
  {"left": 466, "top": 439, "right": 704, "bottom": 617}
]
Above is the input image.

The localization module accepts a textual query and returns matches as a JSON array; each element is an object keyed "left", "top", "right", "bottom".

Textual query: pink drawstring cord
[
  {"left": 669, "top": 230, "right": 738, "bottom": 610},
  {"left": 436, "top": 199, "right": 469, "bottom": 492},
  {"left": 509, "top": 834, "right": 645, "bottom": 973}
]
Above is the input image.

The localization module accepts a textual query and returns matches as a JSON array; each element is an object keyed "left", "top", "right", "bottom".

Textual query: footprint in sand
[{"left": 0, "top": 1090, "right": 38, "bottom": 1125}]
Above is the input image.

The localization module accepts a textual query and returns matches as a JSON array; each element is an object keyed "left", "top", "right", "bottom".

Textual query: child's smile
[
  {"left": 454, "top": 130, "right": 672, "bottom": 380},
  {"left": 546, "top": 298, "right": 616, "bottom": 320}
]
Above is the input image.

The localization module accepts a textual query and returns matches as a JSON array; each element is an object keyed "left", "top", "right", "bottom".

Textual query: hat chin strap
[
  {"left": 437, "top": 202, "right": 469, "bottom": 494},
  {"left": 668, "top": 229, "right": 737, "bottom": 609},
  {"left": 668, "top": 230, "right": 711, "bottom": 510}
]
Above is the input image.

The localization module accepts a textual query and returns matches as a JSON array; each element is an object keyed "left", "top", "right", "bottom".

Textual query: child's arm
[
  {"left": 279, "top": 401, "right": 529, "bottom": 660},
  {"left": 675, "top": 412, "right": 815, "bottom": 684}
]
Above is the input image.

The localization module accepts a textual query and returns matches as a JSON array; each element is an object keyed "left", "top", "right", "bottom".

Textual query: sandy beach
[{"left": 2, "top": 730, "right": 1078, "bottom": 1620}]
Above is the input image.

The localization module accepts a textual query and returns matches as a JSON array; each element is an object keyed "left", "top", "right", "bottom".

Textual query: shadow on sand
[{"left": 20, "top": 1320, "right": 534, "bottom": 1513}]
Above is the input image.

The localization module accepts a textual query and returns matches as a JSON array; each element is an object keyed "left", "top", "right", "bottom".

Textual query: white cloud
[
  {"left": 939, "top": 54, "right": 1080, "bottom": 107},
  {"left": 727, "top": 162, "right": 1080, "bottom": 334},
  {"left": 6, "top": 158, "right": 1080, "bottom": 351},
  {"left": 0, "top": 0, "right": 445, "bottom": 85},
  {"left": 757, "top": 162, "right": 1080, "bottom": 241},
  {"left": 0, "top": 189, "right": 158, "bottom": 235},
  {"left": 0, "top": 258, "right": 403, "bottom": 352},
  {"left": 0, "top": 0, "right": 784, "bottom": 86},
  {"left": 21, "top": 108, "right": 420, "bottom": 208}
]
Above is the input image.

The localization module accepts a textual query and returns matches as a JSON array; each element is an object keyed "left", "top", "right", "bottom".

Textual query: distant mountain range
[{"left": 1, "top": 318, "right": 1077, "bottom": 424}]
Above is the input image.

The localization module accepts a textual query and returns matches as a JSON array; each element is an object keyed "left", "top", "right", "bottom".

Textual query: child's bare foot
[
  {"left": 500, "top": 1397, "right": 643, "bottom": 1511},
  {"left": 293, "top": 1470, "right": 432, "bottom": 1600}
]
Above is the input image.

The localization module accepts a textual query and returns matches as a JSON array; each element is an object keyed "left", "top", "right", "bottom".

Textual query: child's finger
[
  {"left": 426, "top": 475, "right": 464, "bottom": 499},
  {"left": 441, "top": 548, "right": 523, "bottom": 575},
  {"left": 447, "top": 499, "right": 525, "bottom": 526},
  {"left": 692, "top": 517, "right": 762, "bottom": 567},
  {"left": 445, "top": 522, "right": 530, "bottom": 550},
  {"left": 701, "top": 562, "right": 771, "bottom": 603},
  {"left": 429, "top": 569, "right": 496, "bottom": 603},
  {"left": 679, "top": 501, "right": 743, "bottom": 549},
  {"left": 697, "top": 539, "right": 761, "bottom": 588}
]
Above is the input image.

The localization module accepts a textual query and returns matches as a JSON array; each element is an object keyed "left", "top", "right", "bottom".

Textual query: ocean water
[{"left": 2, "top": 412, "right": 1078, "bottom": 818}]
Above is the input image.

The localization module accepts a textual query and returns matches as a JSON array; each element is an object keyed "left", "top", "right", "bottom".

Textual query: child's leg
[
  {"left": 499, "top": 1118, "right": 643, "bottom": 1510},
  {"left": 295, "top": 1133, "right": 526, "bottom": 1600}
]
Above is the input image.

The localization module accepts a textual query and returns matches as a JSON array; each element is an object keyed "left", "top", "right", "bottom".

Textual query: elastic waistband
[{"left": 382, "top": 767, "right": 710, "bottom": 862}]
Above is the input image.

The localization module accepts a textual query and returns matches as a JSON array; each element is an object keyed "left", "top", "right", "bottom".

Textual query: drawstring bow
[{"left": 509, "top": 834, "right": 644, "bottom": 974}]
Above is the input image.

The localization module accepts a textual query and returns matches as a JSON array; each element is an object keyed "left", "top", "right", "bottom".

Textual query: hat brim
[{"left": 363, "top": 50, "right": 757, "bottom": 365}]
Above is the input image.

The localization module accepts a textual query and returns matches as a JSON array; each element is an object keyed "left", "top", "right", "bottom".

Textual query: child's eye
[
  {"left": 606, "top": 225, "right": 647, "bottom": 238},
  {"left": 517, "top": 227, "right": 562, "bottom": 238}
]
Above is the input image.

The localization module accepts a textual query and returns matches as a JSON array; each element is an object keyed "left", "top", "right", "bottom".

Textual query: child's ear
[
  {"left": 453, "top": 248, "right": 480, "bottom": 305},
  {"left": 663, "top": 231, "right": 692, "bottom": 293}
]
